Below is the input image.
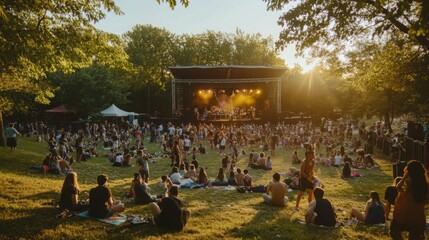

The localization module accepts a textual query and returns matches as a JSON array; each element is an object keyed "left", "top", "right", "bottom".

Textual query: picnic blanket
[
  {"left": 77, "top": 210, "right": 127, "bottom": 226},
  {"left": 208, "top": 185, "right": 236, "bottom": 191}
]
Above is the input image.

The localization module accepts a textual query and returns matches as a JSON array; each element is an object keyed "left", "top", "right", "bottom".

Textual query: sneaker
[{"left": 55, "top": 209, "right": 69, "bottom": 218}]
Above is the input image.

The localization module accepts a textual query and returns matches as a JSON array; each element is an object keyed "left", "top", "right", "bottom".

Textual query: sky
[{"left": 95, "top": 0, "right": 315, "bottom": 72}]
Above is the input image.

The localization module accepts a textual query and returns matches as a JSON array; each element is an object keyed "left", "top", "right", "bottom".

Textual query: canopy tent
[
  {"left": 99, "top": 104, "right": 138, "bottom": 117},
  {"left": 45, "top": 104, "right": 77, "bottom": 113}
]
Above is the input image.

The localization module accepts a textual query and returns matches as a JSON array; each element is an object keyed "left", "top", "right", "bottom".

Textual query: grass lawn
[{"left": 0, "top": 136, "right": 427, "bottom": 240}]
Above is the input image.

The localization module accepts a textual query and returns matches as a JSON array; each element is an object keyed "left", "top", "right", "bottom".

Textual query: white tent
[{"left": 99, "top": 104, "right": 138, "bottom": 117}]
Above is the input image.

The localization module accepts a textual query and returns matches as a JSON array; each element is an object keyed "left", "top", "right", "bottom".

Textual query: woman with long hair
[
  {"left": 131, "top": 173, "right": 156, "bottom": 205},
  {"left": 197, "top": 167, "right": 209, "bottom": 186},
  {"left": 390, "top": 160, "right": 429, "bottom": 240},
  {"left": 59, "top": 172, "right": 89, "bottom": 213},
  {"left": 350, "top": 191, "right": 385, "bottom": 224}
]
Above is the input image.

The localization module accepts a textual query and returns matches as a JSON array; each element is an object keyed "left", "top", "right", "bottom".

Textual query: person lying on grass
[{"left": 305, "top": 187, "right": 336, "bottom": 227}]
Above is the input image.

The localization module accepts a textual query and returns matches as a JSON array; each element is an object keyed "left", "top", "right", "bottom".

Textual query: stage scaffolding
[{"left": 169, "top": 66, "right": 287, "bottom": 118}]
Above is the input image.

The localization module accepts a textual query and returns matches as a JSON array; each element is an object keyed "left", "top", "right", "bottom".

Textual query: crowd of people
[{"left": 5, "top": 117, "right": 429, "bottom": 237}]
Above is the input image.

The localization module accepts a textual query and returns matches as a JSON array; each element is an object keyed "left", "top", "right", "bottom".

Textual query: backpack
[{"left": 237, "top": 187, "right": 247, "bottom": 193}]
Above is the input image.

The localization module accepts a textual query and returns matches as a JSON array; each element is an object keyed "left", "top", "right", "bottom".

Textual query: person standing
[
  {"left": 5, "top": 123, "right": 20, "bottom": 151},
  {"left": 88, "top": 174, "right": 124, "bottom": 218},
  {"left": 74, "top": 133, "right": 84, "bottom": 163},
  {"left": 390, "top": 160, "right": 429, "bottom": 240},
  {"left": 263, "top": 172, "right": 288, "bottom": 206},
  {"left": 136, "top": 150, "right": 150, "bottom": 183},
  {"left": 295, "top": 150, "right": 315, "bottom": 210}
]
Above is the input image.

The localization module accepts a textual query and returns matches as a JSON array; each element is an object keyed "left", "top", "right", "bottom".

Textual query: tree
[
  {"left": 264, "top": 0, "right": 429, "bottom": 55},
  {"left": 0, "top": 0, "right": 129, "bottom": 146},
  {"left": 232, "top": 30, "right": 284, "bottom": 66},
  {"left": 174, "top": 31, "right": 234, "bottom": 65},
  {"left": 124, "top": 25, "right": 177, "bottom": 90},
  {"left": 48, "top": 63, "right": 130, "bottom": 117},
  {"left": 341, "top": 41, "right": 429, "bottom": 130},
  {"left": 174, "top": 30, "right": 285, "bottom": 66},
  {"left": 282, "top": 65, "right": 342, "bottom": 116}
]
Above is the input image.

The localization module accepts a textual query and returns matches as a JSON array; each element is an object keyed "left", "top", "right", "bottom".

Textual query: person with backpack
[{"left": 149, "top": 186, "right": 191, "bottom": 232}]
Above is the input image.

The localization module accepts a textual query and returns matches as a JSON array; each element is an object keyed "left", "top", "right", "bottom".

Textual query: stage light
[
  {"left": 243, "top": 89, "right": 247, "bottom": 93},
  {"left": 250, "top": 89, "right": 253, "bottom": 93},
  {"left": 208, "top": 89, "right": 212, "bottom": 93},
  {"left": 236, "top": 90, "right": 240, "bottom": 93},
  {"left": 256, "top": 89, "right": 261, "bottom": 94},
  {"left": 198, "top": 90, "right": 203, "bottom": 94}
]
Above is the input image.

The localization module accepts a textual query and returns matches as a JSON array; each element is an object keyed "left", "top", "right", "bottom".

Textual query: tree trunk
[
  {"left": 384, "top": 114, "right": 393, "bottom": 133},
  {"left": 0, "top": 111, "right": 6, "bottom": 146}
]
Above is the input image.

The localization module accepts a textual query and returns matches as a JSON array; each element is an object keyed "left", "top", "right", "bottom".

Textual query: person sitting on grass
[
  {"left": 256, "top": 152, "right": 267, "bottom": 168},
  {"left": 112, "top": 152, "right": 124, "bottom": 167},
  {"left": 196, "top": 167, "right": 210, "bottom": 186},
  {"left": 243, "top": 169, "right": 253, "bottom": 187},
  {"left": 292, "top": 150, "right": 301, "bottom": 164},
  {"left": 184, "top": 164, "right": 197, "bottom": 181},
  {"left": 89, "top": 174, "right": 124, "bottom": 218},
  {"left": 228, "top": 169, "right": 237, "bottom": 185},
  {"left": 235, "top": 168, "right": 245, "bottom": 186},
  {"left": 161, "top": 175, "right": 173, "bottom": 191},
  {"left": 131, "top": 173, "right": 157, "bottom": 205},
  {"left": 222, "top": 154, "right": 231, "bottom": 168},
  {"left": 31, "top": 153, "right": 51, "bottom": 174},
  {"left": 350, "top": 191, "right": 385, "bottom": 225},
  {"left": 59, "top": 172, "right": 89, "bottom": 214},
  {"left": 122, "top": 149, "right": 132, "bottom": 167},
  {"left": 211, "top": 168, "right": 228, "bottom": 186},
  {"left": 191, "top": 154, "right": 199, "bottom": 170},
  {"left": 170, "top": 167, "right": 182, "bottom": 185},
  {"left": 149, "top": 186, "right": 191, "bottom": 232},
  {"left": 305, "top": 187, "right": 336, "bottom": 227},
  {"left": 263, "top": 172, "right": 288, "bottom": 207},
  {"left": 264, "top": 155, "right": 273, "bottom": 170},
  {"left": 341, "top": 162, "right": 352, "bottom": 179}
]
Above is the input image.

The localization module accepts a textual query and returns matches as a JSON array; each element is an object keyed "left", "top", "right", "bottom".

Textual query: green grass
[{"left": 0, "top": 136, "right": 426, "bottom": 240}]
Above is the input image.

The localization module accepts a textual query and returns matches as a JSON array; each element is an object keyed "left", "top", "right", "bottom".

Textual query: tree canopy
[
  {"left": 264, "top": 0, "right": 429, "bottom": 56},
  {"left": 0, "top": 0, "right": 128, "bottom": 113}
]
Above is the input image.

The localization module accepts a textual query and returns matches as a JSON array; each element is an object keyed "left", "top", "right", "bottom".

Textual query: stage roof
[{"left": 169, "top": 66, "right": 287, "bottom": 80}]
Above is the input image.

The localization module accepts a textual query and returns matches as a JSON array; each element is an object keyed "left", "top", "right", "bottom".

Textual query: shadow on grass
[
  {"left": 228, "top": 201, "right": 344, "bottom": 240},
  {"left": 0, "top": 206, "right": 62, "bottom": 239}
]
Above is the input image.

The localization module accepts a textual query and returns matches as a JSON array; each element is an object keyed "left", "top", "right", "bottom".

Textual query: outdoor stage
[{"left": 169, "top": 65, "right": 287, "bottom": 122}]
